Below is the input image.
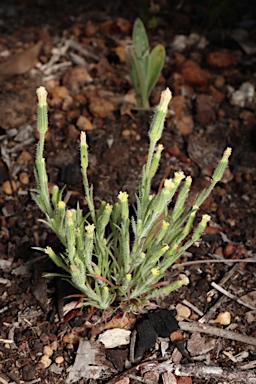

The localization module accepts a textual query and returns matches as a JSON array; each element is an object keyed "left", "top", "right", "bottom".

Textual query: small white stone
[{"left": 98, "top": 328, "right": 131, "bottom": 348}]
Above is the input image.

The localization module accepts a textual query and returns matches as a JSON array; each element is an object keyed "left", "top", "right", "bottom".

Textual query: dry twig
[{"left": 179, "top": 321, "right": 256, "bottom": 346}]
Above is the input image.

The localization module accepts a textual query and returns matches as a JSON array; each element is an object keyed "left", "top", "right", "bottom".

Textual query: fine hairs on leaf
[
  {"left": 125, "top": 18, "right": 166, "bottom": 108},
  {"left": 32, "top": 86, "right": 232, "bottom": 312}
]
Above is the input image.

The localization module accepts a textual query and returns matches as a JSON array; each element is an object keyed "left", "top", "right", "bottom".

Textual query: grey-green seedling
[
  {"left": 125, "top": 18, "right": 166, "bottom": 108},
  {"left": 32, "top": 86, "right": 231, "bottom": 312}
]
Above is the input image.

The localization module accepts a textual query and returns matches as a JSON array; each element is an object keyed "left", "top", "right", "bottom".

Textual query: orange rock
[
  {"left": 176, "top": 115, "right": 194, "bottom": 136},
  {"left": 173, "top": 51, "right": 186, "bottom": 66},
  {"left": 209, "top": 85, "right": 226, "bottom": 103},
  {"left": 51, "top": 86, "right": 69, "bottom": 100},
  {"left": 214, "top": 75, "right": 225, "bottom": 88},
  {"left": 2, "top": 180, "right": 17, "bottom": 195},
  {"left": 215, "top": 311, "right": 231, "bottom": 325},
  {"left": 115, "top": 42, "right": 126, "bottom": 62},
  {"left": 207, "top": 51, "right": 236, "bottom": 68},
  {"left": 181, "top": 59, "right": 211, "bottom": 86},
  {"left": 84, "top": 21, "right": 98, "bottom": 37},
  {"left": 66, "top": 124, "right": 80, "bottom": 140},
  {"left": 62, "top": 66, "right": 92, "bottom": 92},
  {"left": 115, "top": 17, "right": 131, "bottom": 33},
  {"left": 76, "top": 115, "right": 94, "bottom": 131},
  {"left": 17, "top": 150, "right": 33, "bottom": 164},
  {"left": 169, "top": 72, "right": 184, "bottom": 94},
  {"left": 100, "top": 18, "right": 131, "bottom": 35},
  {"left": 19, "top": 172, "right": 29, "bottom": 185},
  {"left": 171, "top": 95, "right": 194, "bottom": 135},
  {"left": 196, "top": 94, "right": 215, "bottom": 125},
  {"left": 89, "top": 98, "right": 115, "bottom": 118},
  {"left": 171, "top": 95, "right": 186, "bottom": 118}
]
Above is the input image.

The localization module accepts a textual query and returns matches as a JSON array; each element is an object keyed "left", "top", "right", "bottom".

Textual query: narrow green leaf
[
  {"left": 132, "top": 18, "right": 149, "bottom": 58},
  {"left": 146, "top": 44, "right": 166, "bottom": 99}
]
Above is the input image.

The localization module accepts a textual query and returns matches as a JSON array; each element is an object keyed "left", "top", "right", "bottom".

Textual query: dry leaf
[{"left": 0, "top": 41, "right": 43, "bottom": 82}]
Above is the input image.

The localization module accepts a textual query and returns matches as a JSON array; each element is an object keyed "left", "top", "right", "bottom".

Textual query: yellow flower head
[
  {"left": 163, "top": 178, "right": 175, "bottom": 191},
  {"left": 126, "top": 273, "right": 132, "bottom": 281},
  {"left": 118, "top": 191, "right": 128, "bottom": 202},
  {"left": 185, "top": 175, "right": 192, "bottom": 185},
  {"left": 162, "top": 244, "right": 169, "bottom": 252},
  {"left": 105, "top": 203, "right": 113, "bottom": 213},
  {"left": 162, "top": 220, "right": 169, "bottom": 228},
  {"left": 86, "top": 224, "right": 95, "bottom": 234},
  {"left": 174, "top": 171, "right": 185, "bottom": 184},
  {"left": 58, "top": 201, "right": 65, "bottom": 209},
  {"left": 151, "top": 267, "right": 159, "bottom": 276}
]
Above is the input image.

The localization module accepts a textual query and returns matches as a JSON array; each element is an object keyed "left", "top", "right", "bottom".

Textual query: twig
[
  {"left": 179, "top": 321, "right": 256, "bottom": 346},
  {"left": 200, "top": 295, "right": 228, "bottom": 324},
  {"left": 165, "top": 364, "right": 256, "bottom": 384},
  {"left": 211, "top": 281, "right": 256, "bottom": 311},
  {"left": 182, "top": 299, "right": 204, "bottom": 317},
  {"left": 199, "top": 263, "right": 241, "bottom": 323},
  {"left": 69, "top": 40, "right": 98, "bottom": 61},
  {"left": 139, "top": 359, "right": 256, "bottom": 383}
]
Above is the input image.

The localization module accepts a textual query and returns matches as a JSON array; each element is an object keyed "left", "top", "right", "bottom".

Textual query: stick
[
  {"left": 199, "top": 263, "right": 241, "bottom": 323},
  {"left": 211, "top": 282, "right": 256, "bottom": 311},
  {"left": 179, "top": 321, "right": 256, "bottom": 346}
]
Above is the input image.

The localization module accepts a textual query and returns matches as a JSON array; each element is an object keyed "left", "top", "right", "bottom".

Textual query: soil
[{"left": 1, "top": 1, "right": 256, "bottom": 383}]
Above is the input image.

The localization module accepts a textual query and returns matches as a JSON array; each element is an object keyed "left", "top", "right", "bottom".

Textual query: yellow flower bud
[
  {"left": 86, "top": 224, "right": 95, "bottom": 234},
  {"left": 118, "top": 191, "right": 129, "bottom": 202},
  {"left": 151, "top": 267, "right": 159, "bottom": 276},
  {"left": 58, "top": 201, "right": 65, "bottom": 209},
  {"left": 126, "top": 273, "right": 132, "bottom": 281}
]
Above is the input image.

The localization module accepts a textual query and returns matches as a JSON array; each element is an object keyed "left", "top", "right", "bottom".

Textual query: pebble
[
  {"left": 40, "top": 354, "right": 52, "bottom": 368},
  {"left": 17, "top": 150, "right": 33, "bottom": 164},
  {"left": 175, "top": 303, "right": 191, "bottom": 321},
  {"left": 214, "top": 76, "right": 225, "bottom": 88},
  {"left": 88, "top": 98, "right": 115, "bottom": 118},
  {"left": 207, "top": 51, "right": 236, "bottom": 68},
  {"left": 2, "top": 180, "right": 17, "bottom": 195},
  {"left": 84, "top": 20, "right": 98, "bottom": 37},
  {"left": 122, "top": 129, "right": 132, "bottom": 137},
  {"left": 98, "top": 329, "right": 131, "bottom": 349},
  {"left": 43, "top": 345, "right": 53, "bottom": 357},
  {"left": 51, "top": 85, "right": 69, "bottom": 100},
  {"left": 19, "top": 172, "right": 29, "bottom": 185},
  {"left": 51, "top": 340, "right": 58, "bottom": 351},
  {"left": 22, "top": 364, "right": 36, "bottom": 381},
  {"left": 215, "top": 311, "right": 231, "bottom": 325},
  {"left": 223, "top": 243, "right": 235, "bottom": 257},
  {"left": 229, "top": 82, "right": 255, "bottom": 107},
  {"left": 62, "top": 65, "right": 92, "bottom": 93},
  {"left": 176, "top": 115, "right": 194, "bottom": 136},
  {"left": 181, "top": 59, "right": 211, "bottom": 86},
  {"left": 196, "top": 94, "right": 215, "bottom": 125},
  {"left": 76, "top": 115, "right": 94, "bottom": 131},
  {"left": 55, "top": 356, "right": 64, "bottom": 364}
]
